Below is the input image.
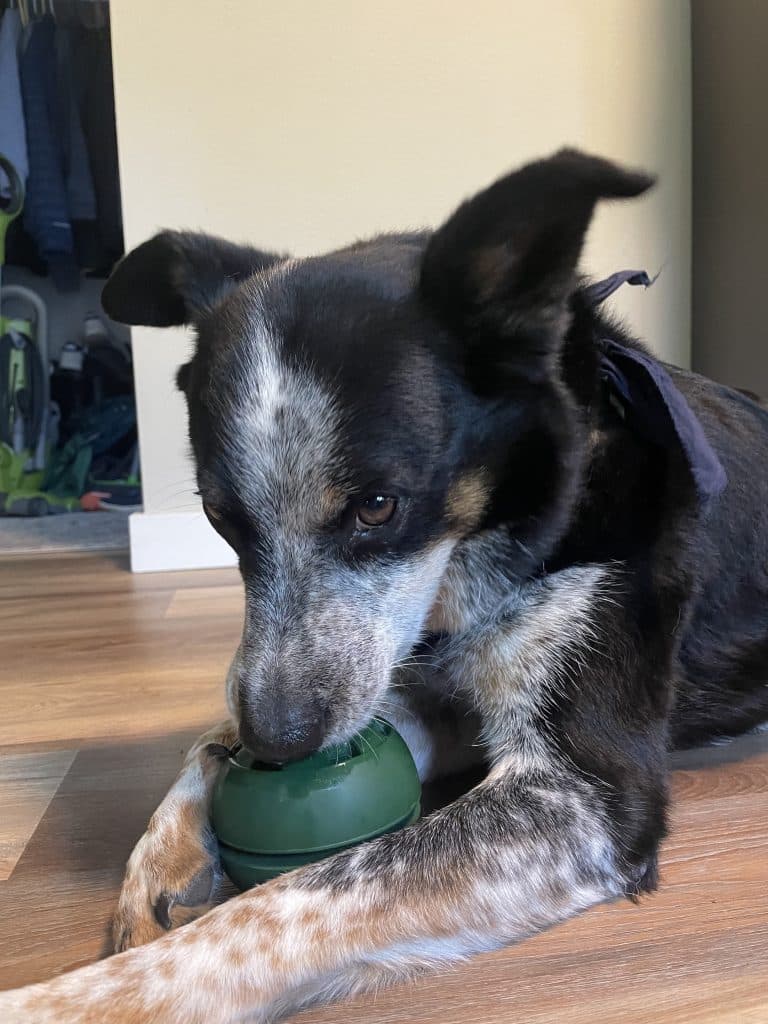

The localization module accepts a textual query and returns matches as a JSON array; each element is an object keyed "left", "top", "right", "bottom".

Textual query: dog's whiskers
[
  {"left": 357, "top": 729, "right": 378, "bottom": 761},
  {"left": 373, "top": 700, "right": 418, "bottom": 723}
]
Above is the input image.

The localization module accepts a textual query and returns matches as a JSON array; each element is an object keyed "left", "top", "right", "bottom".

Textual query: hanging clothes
[
  {"left": 70, "top": 19, "right": 124, "bottom": 271},
  {"left": 0, "top": 8, "right": 29, "bottom": 199},
  {"left": 56, "top": 25, "right": 99, "bottom": 269},
  {"left": 9, "top": 12, "right": 123, "bottom": 280},
  {"left": 19, "top": 15, "right": 78, "bottom": 289}
]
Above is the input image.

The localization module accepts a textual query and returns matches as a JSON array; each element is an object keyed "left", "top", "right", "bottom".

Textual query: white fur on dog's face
[
  {"left": 229, "top": 539, "right": 456, "bottom": 750},
  {"left": 197, "top": 269, "right": 459, "bottom": 756}
]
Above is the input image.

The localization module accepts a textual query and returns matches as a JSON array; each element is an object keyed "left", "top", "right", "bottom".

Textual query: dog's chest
[{"left": 430, "top": 560, "right": 615, "bottom": 723}]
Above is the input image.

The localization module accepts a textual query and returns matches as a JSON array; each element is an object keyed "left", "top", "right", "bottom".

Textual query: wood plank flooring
[{"left": 0, "top": 553, "right": 766, "bottom": 1022}]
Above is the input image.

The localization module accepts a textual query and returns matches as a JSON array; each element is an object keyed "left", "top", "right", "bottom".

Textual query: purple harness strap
[
  {"left": 589, "top": 271, "right": 727, "bottom": 503},
  {"left": 582, "top": 269, "right": 656, "bottom": 306}
]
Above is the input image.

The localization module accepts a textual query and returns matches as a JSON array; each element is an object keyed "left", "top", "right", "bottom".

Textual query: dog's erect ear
[
  {"left": 420, "top": 149, "right": 654, "bottom": 378},
  {"left": 102, "top": 231, "right": 285, "bottom": 327}
]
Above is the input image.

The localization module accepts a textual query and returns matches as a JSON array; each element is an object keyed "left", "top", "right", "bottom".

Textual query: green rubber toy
[{"left": 211, "top": 719, "right": 421, "bottom": 889}]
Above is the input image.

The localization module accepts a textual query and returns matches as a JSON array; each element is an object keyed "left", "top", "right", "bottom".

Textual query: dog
[{"left": 2, "top": 148, "right": 767, "bottom": 1023}]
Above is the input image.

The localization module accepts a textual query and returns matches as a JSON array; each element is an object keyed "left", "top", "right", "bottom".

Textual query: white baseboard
[{"left": 129, "top": 511, "right": 238, "bottom": 572}]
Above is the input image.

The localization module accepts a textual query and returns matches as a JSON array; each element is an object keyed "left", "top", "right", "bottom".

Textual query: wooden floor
[{"left": 0, "top": 553, "right": 767, "bottom": 1023}]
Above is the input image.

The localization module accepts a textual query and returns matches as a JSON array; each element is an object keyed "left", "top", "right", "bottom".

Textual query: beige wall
[
  {"left": 110, "top": 1, "right": 691, "bottom": 563},
  {"left": 692, "top": 0, "right": 768, "bottom": 394}
]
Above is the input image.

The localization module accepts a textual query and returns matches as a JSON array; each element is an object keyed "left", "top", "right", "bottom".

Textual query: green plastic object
[
  {"left": 0, "top": 444, "right": 80, "bottom": 516},
  {"left": 0, "top": 154, "right": 24, "bottom": 267},
  {"left": 212, "top": 719, "right": 421, "bottom": 889}
]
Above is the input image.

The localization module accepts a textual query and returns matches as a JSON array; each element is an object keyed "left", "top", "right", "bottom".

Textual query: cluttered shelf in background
[{"left": 1, "top": 0, "right": 139, "bottom": 542}]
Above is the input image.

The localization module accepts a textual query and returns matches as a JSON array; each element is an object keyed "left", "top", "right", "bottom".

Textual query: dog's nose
[{"left": 238, "top": 715, "right": 325, "bottom": 764}]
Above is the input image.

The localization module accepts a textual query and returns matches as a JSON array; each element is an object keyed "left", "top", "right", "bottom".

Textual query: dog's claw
[
  {"left": 113, "top": 828, "right": 221, "bottom": 952},
  {"left": 153, "top": 863, "right": 217, "bottom": 931},
  {"left": 205, "top": 741, "right": 233, "bottom": 760},
  {"left": 153, "top": 893, "right": 173, "bottom": 931}
]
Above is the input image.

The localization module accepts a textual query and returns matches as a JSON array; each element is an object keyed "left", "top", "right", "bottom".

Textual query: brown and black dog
[{"left": 2, "top": 150, "right": 767, "bottom": 1022}]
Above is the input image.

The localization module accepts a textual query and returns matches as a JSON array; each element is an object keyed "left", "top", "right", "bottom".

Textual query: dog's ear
[
  {"left": 420, "top": 149, "right": 654, "bottom": 383},
  {"left": 102, "top": 231, "right": 285, "bottom": 327}
]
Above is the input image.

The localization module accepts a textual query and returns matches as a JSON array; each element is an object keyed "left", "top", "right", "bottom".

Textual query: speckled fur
[{"left": 2, "top": 149, "right": 767, "bottom": 1022}]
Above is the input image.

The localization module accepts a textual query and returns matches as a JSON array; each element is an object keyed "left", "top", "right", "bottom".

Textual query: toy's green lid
[{"left": 212, "top": 719, "right": 421, "bottom": 859}]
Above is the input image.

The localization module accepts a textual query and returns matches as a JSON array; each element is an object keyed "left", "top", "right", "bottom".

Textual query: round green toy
[{"left": 211, "top": 719, "right": 421, "bottom": 889}]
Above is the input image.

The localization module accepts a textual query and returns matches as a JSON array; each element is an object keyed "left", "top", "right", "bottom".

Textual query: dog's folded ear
[
  {"left": 102, "top": 231, "right": 285, "bottom": 327},
  {"left": 420, "top": 149, "right": 654, "bottom": 382}
]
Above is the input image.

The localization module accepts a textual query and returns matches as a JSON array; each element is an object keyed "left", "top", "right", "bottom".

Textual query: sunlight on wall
[{"left": 110, "top": 0, "right": 690, "bottom": 559}]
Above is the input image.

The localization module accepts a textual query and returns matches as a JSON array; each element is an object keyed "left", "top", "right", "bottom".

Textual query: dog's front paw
[{"left": 113, "top": 813, "right": 222, "bottom": 952}]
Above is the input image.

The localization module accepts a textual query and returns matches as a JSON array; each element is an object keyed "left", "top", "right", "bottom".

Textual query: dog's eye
[{"left": 355, "top": 495, "right": 398, "bottom": 529}]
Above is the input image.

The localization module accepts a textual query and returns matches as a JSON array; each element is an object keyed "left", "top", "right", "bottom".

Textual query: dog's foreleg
[
  {"left": 114, "top": 654, "right": 480, "bottom": 954},
  {"left": 0, "top": 767, "right": 625, "bottom": 1024},
  {"left": 112, "top": 717, "right": 238, "bottom": 951}
]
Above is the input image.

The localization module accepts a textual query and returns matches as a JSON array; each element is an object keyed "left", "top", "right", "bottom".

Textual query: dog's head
[{"left": 104, "top": 149, "right": 652, "bottom": 761}]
